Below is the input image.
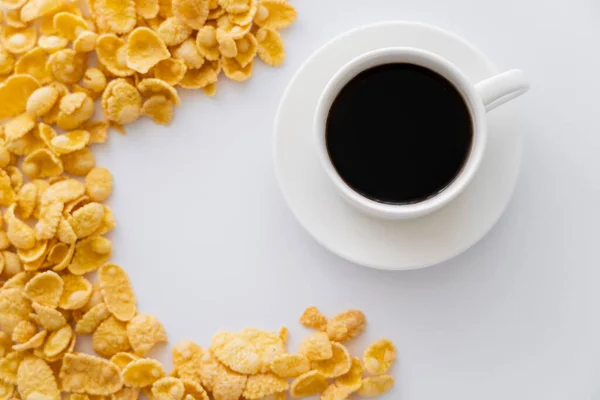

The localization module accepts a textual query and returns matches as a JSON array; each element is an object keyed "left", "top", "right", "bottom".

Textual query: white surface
[
  {"left": 94, "top": 1, "right": 600, "bottom": 398},
  {"left": 274, "top": 21, "right": 523, "bottom": 269}
]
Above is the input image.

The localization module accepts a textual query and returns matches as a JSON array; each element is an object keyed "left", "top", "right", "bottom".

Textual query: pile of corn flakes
[{"left": 0, "top": 0, "right": 399, "bottom": 398}]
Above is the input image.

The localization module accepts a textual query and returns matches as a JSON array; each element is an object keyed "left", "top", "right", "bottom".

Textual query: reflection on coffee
[{"left": 326, "top": 63, "right": 473, "bottom": 205}]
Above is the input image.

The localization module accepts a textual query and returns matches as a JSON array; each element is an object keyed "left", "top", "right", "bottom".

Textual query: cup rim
[{"left": 314, "top": 47, "right": 487, "bottom": 219}]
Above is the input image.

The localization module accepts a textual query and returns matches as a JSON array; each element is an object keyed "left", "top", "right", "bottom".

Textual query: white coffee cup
[{"left": 314, "top": 47, "right": 529, "bottom": 220}]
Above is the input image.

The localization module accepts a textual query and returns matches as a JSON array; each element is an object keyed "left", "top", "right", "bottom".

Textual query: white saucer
[{"left": 273, "top": 21, "right": 523, "bottom": 270}]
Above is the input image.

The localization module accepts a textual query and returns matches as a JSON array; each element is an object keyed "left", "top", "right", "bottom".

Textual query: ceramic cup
[{"left": 314, "top": 47, "right": 529, "bottom": 220}]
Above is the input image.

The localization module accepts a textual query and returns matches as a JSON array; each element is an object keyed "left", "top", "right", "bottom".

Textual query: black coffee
[{"left": 326, "top": 63, "right": 473, "bottom": 205}]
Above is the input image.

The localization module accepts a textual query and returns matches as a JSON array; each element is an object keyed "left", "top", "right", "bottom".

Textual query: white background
[{"left": 94, "top": 0, "right": 600, "bottom": 398}]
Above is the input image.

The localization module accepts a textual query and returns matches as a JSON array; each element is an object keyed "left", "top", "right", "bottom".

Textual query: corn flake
[
  {"left": 151, "top": 377, "right": 184, "bottom": 400},
  {"left": 43, "top": 323, "right": 72, "bottom": 357},
  {"left": 269, "top": 354, "right": 309, "bottom": 379},
  {"left": 235, "top": 33, "right": 257, "bottom": 67},
  {"left": 82, "top": 68, "right": 107, "bottom": 93},
  {"left": 256, "top": 27, "right": 284, "bottom": 67},
  {"left": 84, "top": 167, "right": 113, "bottom": 202},
  {"left": 4, "top": 112, "right": 36, "bottom": 142},
  {"left": 0, "top": 380, "right": 13, "bottom": 400},
  {"left": 216, "top": 29, "right": 237, "bottom": 58},
  {"left": 0, "top": 170, "right": 16, "bottom": 207},
  {"left": 312, "top": 342, "right": 351, "bottom": 378},
  {"left": 1, "top": 253, "right": 23, "bottom": 279},
  {"left": 59, "top": 274, "right": 92, "bottom": 309},
  {"left": 38, "top": 35, "right": 69, "bottom": 53},
  {"left": 0, "top": 351, "right": 24, "bottom": 383},
  {"left": 62, "top": 147, "right": 96, "bottom": 176},
  {"left": 92, "top": 315, "right": 131, "bottom": 357},
  {"left": 222, "top": 57, "right": 252, "bottom": 82},
  {"left": 326, "top": 310, "right": 366, "bottom": 343},
  {"left": 0, "top": 333, "right": 12, "bottom": 358},
  {"left": 59, "top": 352, "right": 123, "bottom": 395},
  {"left": 69, "top": 236, "right": 112, "bottom": 275},
  {"left": 299, "top": 332, "right": 332, "bottom": 361},
  {"left": 11, "top": 320, "right": 36, "bottom": 344},
  {"left": 126, "top": 313, "right": 167, "bottom": 356},
  {"left": 73, "top": 31, "right": 98, "bottom": 53},
  {"left": 0, "top": 47, "right": 14, "bottom": 75},
  {"left": 35, "top": 201, "right": 64, "bottom": 241},
  {"left": 210, "top": 331, "right": 260, "bottom": 375},
  {"left": 203, "top": 83, "right": 216, "bottom": 96},
  {"left": 211, "top": 364, "right": 246, "bottom": 400},
  {"left": 179, "top": 60, "right": 220, "bottom": 89},
  {"left": 136, "top": 0, "right": 159, "bottom": 18},
  {"left": 0, "top": 74, "right": 40, "bottom": 120},
  {"left": 156, "top": 17, "right": 192, "bottom": 47},
  {"left": 32, "top": 302, "right": 67, "bottom": 331},
  {"left": 0, "top": 26, "right": 36, "bottom": 54},
  {"left": 98, "top": 263, "right": 136, "bottom": 321},
  {"left": 101, "top": 78, "right": 142, "bottom": 124},
  {"left": 5, "top": 205, "right": 35, "bottom": 250},
  {"left": 154, "top": 58, "right": 187, "bottom": 86},
  {"left": 357, "top": 375, "right": 394, "bottom": 397},
  {"left": 23, "top": 270, "right": 63, "bottom": 308},
  {"left": 289, "top": 370, "right": 328, "bottom": 398},
  {"left": 195, "top": 26, "right": 220, "bottom": 61},
  {"left": 68, "top": 202, "right": 104, "bottom": 238},
  {"left": 320, "top": 383, "right": 354, "bottom": 400},
  {"left": 48, "top": 49, "right": 88, "bottom": 84},
  {"left": 75, "top": 302, "right": 110, "bottom": 334},
  {"left": 254, "top": 0, "right": 295, "bottom": 29},
  {"left": 14, "top": 48, "right": 52, "bottom": 84},
  {"left": 172, "top": 0, "right": 209, "bottom": 30},
  {"left": 57, "top": 94, "right": 95, "bottom": 130},
  {"left": 94, "top": 0, "right": 136, "bottom": 34},
  {"left": 126, "top": 27, "right": 170, "bottom": 74},
  {"left": 16, "top": 355, "right": 60, "bottom": 400},
  {"left": 54, "top": 12, "right": 89, "bottom": 40},
  {"left": 121, "top": 358, "right": 166, "bottom": 388},
  {"left": 26, "top": 86, "right": 59, "bottom": 117},
  {"left": 243, "top": 373, "right": 288, "bottom": 400},
  {"left": 299, "top": 306, "right": 327, "bottom": 331},
  {"left": 363, "top": 339, "right": 396, "bottom": 375},
  {"left": 96, "top": 35, "right": 134, "bottom": 77},
  {"left": 172, "top": 340, "right": 203, "bottom": 383},
  {"left": 110, "top": 351, "right": 138, "bottom": 371},
  {"left": 0, "top": 0, "right": 27, "bottom": 10}
]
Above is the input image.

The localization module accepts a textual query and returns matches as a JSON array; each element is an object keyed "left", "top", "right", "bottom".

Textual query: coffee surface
[{"left": 326, "top": 63, "right": 473, "bottom": 204}]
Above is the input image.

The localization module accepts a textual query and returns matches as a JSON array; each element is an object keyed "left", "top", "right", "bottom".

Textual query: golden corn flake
[
  {"left": 320, "top": 383, "right": 354, "bottom": 400},
  {"left": 269, "top": 354, "right": 309, "bottom": 378},
  {"left": 151, "top": 377, "right": 184, "bottom": 400},
  {"left": 4, "top": 112, "right": 36, "bottom": 142},
  {"left": 0, "top": 332, "right": 12, "bottom": 358},
  {"left": 4, "top": 8, "right": 24, "bottom": 28},
  {"left": 14, "top": 48, "right": 52, "bottom": 84},
  {"left": 0, "top": 171, "right": 16, "bottom": 207},
  {"left": 312, "top": 342, "right": 351, "bottom": 378},
  {"left": 21, "top": 0, "right": 66, "bottom": 23},
  {"left": 138, "top": 78, "right": 180, "bottom": 104},
  {"left": 136, "top": 0, "right": 159, "bottom": 18},
  {"left": 22, "top": 149, "right": 60, "bottom": 181},
  {"left": 0, "top": 74, "right": 40, "bottom": 120},
  {"left": 82, "top": 120, "right": 109, "bottom": 144},
  {"left": 156, "top": 17, "right": 192, "bottom": 47},
  {"left": 82, "top": 68, "right": 107, "bottom": 93},
  {"left": 243, "top": 373, "right": 288, "bottom": 400},
  {"left": 357, "top": 375, "right": 394, "bottom": 397},
  {"left": 68, "top": 202, "right": 105, "bottom": 238},
  {"left": 243, "top": 328, "right": 285, "bottom": 372},
  {"left": 31, "top": 302, "right": 67, "bottom": 331},
  {"left": 23, "top": 270, "right": 64, "bottom": 308},
  {"left": 179, "top": 60, "right": 220, "bottom": 89},
  {"left": 0, "top": 380, "right": 14, "bottom": 400},
  {"left": 126, "top": 27, "right": 170, "bottom": 73},
  {"left": 112, "top": 387, "right": 140, "bottom": 400},
  {"left": 16, "top": 355, "right": 60, "bottom": 400},
  {"left": 19, "top": 238, "right": 48, "bottom": 264},
  {"left": 121, "top": 358, "right": 166, "bottom": 388},
  {"left": 210, "top": 331, "right": 260, "bottom": 375},
  {"left": 216, "top": 29, "right": 237, "bottom": 58},
  {"left": 57, "top": 94, "right": 95, "bottom": 130},
  {"left": 254, "top": 0, "right": 296, "bottom": 29},
  {"left": 101, "top": 78, "right": 142, "bottom": 124},
  {"left": 98, "top": 263, "right": 136, "bottom": 321},
  {"left": 73, "top": 31, "right": 98, "bottom": 53},
  {"left": 35, "top": 201, "right": 64, "bottom": 241},
  {"left": 326, "top": 310, "right": 366, "bottom": 343},
  {"left": 195, "top": 26, "right": 220, "bottom": 61},
  {"left": 1, "top": 26, "right": 36, "bottom": 54},
  {"left": 126, "top": 313, "right": 167, "bottom": 356},
  {"left": 92, "top": 204, "right": 115, "bottom": 236},
  {"left": 94, "top": 0, "right": 136, "bottom": 34},
  {"left": 235, "top": 33, "right": 257, "bottom": 67},
  {"left": 67, "top": 236, "right": 111, "bottom": 275},
  {"left": 0, "top": 0, "right": 27, "bottom": 10},
  {"left": 172, "top": 340, "right": 203, "bottom": 383},
  {"left": 256, "top": 27, "right": 284, "bottom": 67},
  {"left": 84, "top": 167, "right": 113, "bottom": 202},
  {"left": 0, "top": 351, "right": 24, "bottom": 384},
  {"left": 59, "top": 274, "right": 93, "bottom": 309},
  {"left": 172, "top": 0, "right": 209, "bottom": 30},
  {"left": 299, "top": 332, "right": 332, "bottom": 361},
  {"left": 11, "top": 320, "right": 36, "bottom": 344},
  {"left": 47, "top": 49, "right": 88, "bottom": 84},
  {"left": 26, "top": 86, "right": 59, "bottom": 117},
  {"left": 222, "top": 57, "right": 252, "bottom": 82},
  {"left": 172, "top": 39, "right": 204, "bottom": 71},
  {"left": 54, "top": 12, "right": 89, "bottom": 40},
  {"left": 62, "top": 147, "right": 96, "bottom": 176},
  {"left": 289, "top": 370, "right": 328, "bottom": 398},
  {"left": 75, "top": 302, "right": 110, "bottom": 334},
  {"left": 211, "top": 364, "right": 246, "bottom": 400},
  {"left": 6, "top": 166, "right": 23, "bottom": 191},
  {"left": 299, "top": 306, "right": 327, "bottom": 331},
  {"left": 59, "top": 352, "right": 123, "bottom": 395},
  {"left": 363, "top": 339, "right": 396, "bottom": 375},
  {"left": 43, "top": 323, "right": 72, "bottom": 357},
  {"left": 38, "top": 35, "right": 69, "bottom": 53},
  {"left": 5, "top": 205, "right": 36, "bottom": 250},
  {"left": 96, "top": 34, "right": 134, "bottom": 77},
  {"left": 92, "top": 315, "right": 131, "bottom": 357},
  {"left": 154, "top": 58, "right": 187, "bottom": 86},
  {"left": 229, "top": 0, "right": 256, "bottom": 26},
  {"left": 110, "top": 351, "right": 139, "bottom": 371}
]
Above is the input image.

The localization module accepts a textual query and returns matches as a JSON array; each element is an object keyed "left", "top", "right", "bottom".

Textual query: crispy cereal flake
[
  {"left": 0, "top": 74, "right": 40, "bottom": 120},
  {"left": 311, "top": 342, "right": 351, "bottom": 378},
  {"left": 1, "top": 26, "right": 36, "bottom": 54},
  {"left": 98, "top": 263, "right": 136, "bottom": 321},
  {"left": 243, "top": 373, "right": 288, "bottom": 399},
  {"left": 92, "top": 315, "right": 131, "bottom": 357},
  {"left": 126, "top": 27, "right": 170, "bottom": 73},
  {"left": 172, "top": 340, "right": 203, "bottom": 383},
  {"left": 269, "top": 354, "right": 309, "bottom": 378},
  {"left": 110, "top": 352, "right": 139, "bottom": 371},
  {"left": 32, "top": 302, "right": 67, "bottom": 331},
  {"left": 254, "top": 0, "right": 296, "bottom": 29},
  {"left": 363, "top": 339, "right": 396, "bottom": 375},
  {"left": 357, "top": 375, "right": 394, "bottom": 397},
  {"left": 75, "top": 302, "right": 111, "bottom": 334},
  {"left": 59, "top": 353, "right": 123, "bottom": 395},
  {"left": 94, "top": 0, "right": 136, "bottom": 34},
  {"left": 11, "top": 320, "right": 36, "bottom": 344},
  {"left": 151, "top": 377, "right": 184, "bottom": 400},
  {"left": 289, "top": 370, "right": 328, "bottom": 398},
  {"left": 121, "top": 358, "right": 166, "bottom": 388},
  {"left": 96, "top": 34, "right": 134, "bottom": 77},
  {"left": 23, "top": 270, "right": 64, "bottom": 308},
  {"left": 43, "top": 323, "right": 72, "bottom": 357},
  {"left": 256, "top": 27, "right": 284, "bottom": 66},
  {"left": 299, "top": 332, "right": 332, "bottom": 361},
  {"left": 84, "top": 167, "right": 113, "bottom": 202},
  {"left": 326, "top": 310, "right": 366, "bottom": 343},
  {"left": 68, "top": 236, "right": 112, "bottom": 275},
  {"left": 59, "top": 273, "right": 92, "bottom": 310},
  {"left": 172, "top": 0, "right": 209, "bottom": 30},
  {"left": 47, "top": 49, "right": 88, "bottom": 84},
  {"left": 126, "top": 313, "right": 167, "bottom": 356},
  {"left": 101, "top": 78, "right": 142, "bottom": 124},
  {"left": 299, "top": 306, "right": 327, "bottom": 331},
  {"left": 16, "top": 356, "right": 60, "bottom": 400}
]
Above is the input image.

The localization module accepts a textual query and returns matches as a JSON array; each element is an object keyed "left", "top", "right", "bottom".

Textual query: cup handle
[{"left": 475, "top": 69, "right": 530, "bottom": 112}]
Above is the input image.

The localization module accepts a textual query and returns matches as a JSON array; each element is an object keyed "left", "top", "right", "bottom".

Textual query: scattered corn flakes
[
  {"left": 11, "top": 320, "right": 36, "bottom": 344},
  {"left": 0, "top": 351, "right": 24, "bottom": 383},
  {"left": 57, "top": 93, "right": 95, "bottom": 130},
  {"left": 32, "top": 302, "right": 67, "bottom": 331},
  {"left": 363, "top": 339, "right": 396, "bottom": 375},
  {"left": 126, "top": 313, "right": 167, "bottom": 356},
  {"left": 110, "top": 351, "right": 139, "bottom": 370},
  {"left": 75, "top": 302, "right": 111, "bottom": 334},
  {"left": 1, "top": 26, "right": 36, "bottom": 54},
  {"left": 73, "top": 31, "right": 98, "bottom": 53},
  {"left": 16, "top": 355, "right": 60, "bottom": 400},
  {"left": 43, "top": 323, "right": 72, "bottom": 357},
  {"left": 47, "top": 49, "right": 88, "bottom": 84},
  {"left": 126, "top": 27, "right": 170, "bottom": 73},
  {"left": 121, "top": 357, "right": 166, "bottom": 387},
  {"left": 59, "top": 352, "right": 123, "bottom": 395},
  {"left": 179, "top": 60, "right": 220, "bottom": 89},
  {"left": 92, "top": 315, "right": 131, "bottom": 357},
  {"left": 96, "top": 34, "right": 134, "bottom": 77},
  {"left": 299, "top": 332, "right": 332, "bottom": 361},
  {"left": 59, "top": 273, "right": 92, "bottom": 309},
  {"left": 141, "top": 95, "right": 174, "bottom": 125},
  {"left": 356, "top": 375, "right": 394, "bottom": 397},
  {"left": 335, "top": 357, "right": 363, "bottom": 391},
  {"left": 23, "top": 270, "right": 63, "bottom": 307},
  {"left": 312, "top": 342, "right": 351, "bottom": 378},
  {"left": 289, "top": 370, "right": 328, "bottom": 398},
  {"left": 326, "top": 310, "right": 366, "bottom": 343},
  {"left": 68, "top": 235, "right": 112, "bottom": 274}
]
